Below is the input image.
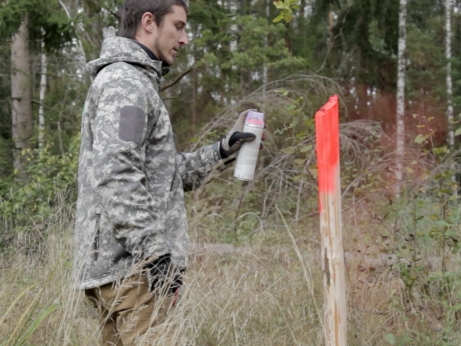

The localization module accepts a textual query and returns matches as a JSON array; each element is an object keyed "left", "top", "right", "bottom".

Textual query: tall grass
[
  {"left": 1, "top": 212, "right": 325, "bottom": 345},
  {"left": 3, "top": 188, "right": 461, "bottom": 345}
]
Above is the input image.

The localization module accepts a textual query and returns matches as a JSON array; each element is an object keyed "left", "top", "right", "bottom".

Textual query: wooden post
[{"left": 315, "top": 95, "right": 347, "bottom": 346}]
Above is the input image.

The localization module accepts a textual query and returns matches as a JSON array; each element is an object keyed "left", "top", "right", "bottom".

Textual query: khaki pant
[{"left": 85, "top": 275, "right": 177, "bottom": 346}]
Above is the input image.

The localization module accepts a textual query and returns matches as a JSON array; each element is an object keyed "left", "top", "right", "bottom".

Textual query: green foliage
[
  {"left": 272, "top": 88, "right": 316, "bottom": 179},
  {"left": 368, "top": 124, "right": 461, "bottom": 340},
  {"left": 0, "top": 0, "right": 74, "bottom": 51},
  {"left": 324, "top": 0, "right": 399, "bottom": 89},
  {"left": 0, "top": 135, "right": 79, "bottom": 226},
  {"left": 0, "top": 286, "right": 59, "bottom": 346},
  {"left": 380, "top": 179, "right": 461, "bottom": 337},
  {"left": 406, "top": 18, "right": 446, "bottom": 122},
  {"left": 77, "top": 0, "right": 122, "bottom": 60},
  {"left": 273, "top": 0, "right": 300, "bottom": 23}
]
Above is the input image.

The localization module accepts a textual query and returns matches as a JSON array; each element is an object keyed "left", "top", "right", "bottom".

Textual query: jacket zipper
[{"left": 93, "top": 213, "right": 101, "bottom": 261}]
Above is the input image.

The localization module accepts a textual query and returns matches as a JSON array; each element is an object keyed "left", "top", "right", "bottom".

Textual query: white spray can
[{"left": 234, "top": 111, "right": 265, "bottom": 181}]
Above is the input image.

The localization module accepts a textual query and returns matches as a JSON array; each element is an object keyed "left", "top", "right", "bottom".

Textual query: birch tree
[
  {"left": 395, "top": 0, "right": 408, "bottom": 193},
  {"left": 38, "top": 31, "right": 47, "bottom": 149},
  {"left": 11, "top": 18, "right": 33, "bottom": 173}
]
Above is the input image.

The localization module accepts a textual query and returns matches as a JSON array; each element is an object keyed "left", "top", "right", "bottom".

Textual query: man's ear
[{"left": 140, "top": 12, "right": 157, "bottom": 33}]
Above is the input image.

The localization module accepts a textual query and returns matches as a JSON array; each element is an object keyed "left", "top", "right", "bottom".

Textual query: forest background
[{"left": 2, "top": 0, "right": 461, "bottom": 345}]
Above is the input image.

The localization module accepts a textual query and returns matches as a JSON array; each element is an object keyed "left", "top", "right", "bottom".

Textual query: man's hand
[
  {"left": 219, "top": 110, "right": 258, "bottom": 159},
  {"left": 146, "top": 254, "right": 183, "bottom": 295}
]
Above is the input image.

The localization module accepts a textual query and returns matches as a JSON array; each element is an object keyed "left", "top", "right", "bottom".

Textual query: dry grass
[
  {"left": 3, "top": 154, "right": 461, "bottom": 345},
  {"left": 2, "top": 208, "right": 459, "bottom": 346},
  {"left": 0, "top": 223, "right": 325, "bottom": 346}
]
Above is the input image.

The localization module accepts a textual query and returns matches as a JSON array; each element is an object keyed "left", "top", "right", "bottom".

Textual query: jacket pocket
[{"left": 92, "top": 213, "right": 101, "bottom": 261}]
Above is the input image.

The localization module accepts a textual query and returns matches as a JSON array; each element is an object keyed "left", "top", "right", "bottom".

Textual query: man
[{"left": 73, "top": 0, "right": 259, "bottom": 345}]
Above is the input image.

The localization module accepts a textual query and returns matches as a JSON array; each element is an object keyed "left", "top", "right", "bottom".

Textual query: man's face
[{"left": 152, "top": 5, "right": 188, "bottom": 66}]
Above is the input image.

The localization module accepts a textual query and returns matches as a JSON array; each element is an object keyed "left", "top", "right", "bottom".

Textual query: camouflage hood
[{"left": 87, "top": 27, "right": 164, "bottom": 80}]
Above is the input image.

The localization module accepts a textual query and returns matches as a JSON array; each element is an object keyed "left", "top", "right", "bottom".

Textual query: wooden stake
[{"left": 315, "top": 95, "right": 347, "bottom": 346}]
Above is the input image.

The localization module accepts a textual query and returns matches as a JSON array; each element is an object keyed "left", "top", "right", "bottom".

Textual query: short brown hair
[{"left": 119, "top": 0, "right": 188, "bottom": 39}]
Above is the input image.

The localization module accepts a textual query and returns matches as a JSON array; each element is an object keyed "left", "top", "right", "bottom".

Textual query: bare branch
[
  {"left": 161, "top": 67, "right": 192, "bottom": 91},
  {"left": 102, "top": 5, "right": 121, "bottom": 20}
]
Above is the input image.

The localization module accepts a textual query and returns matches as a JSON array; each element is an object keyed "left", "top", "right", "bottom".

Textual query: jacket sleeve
[
  {"left": 176, "top": 142, "right": 227, "bottom": 191},
  {"left": 93, "top": 79, "right": 167, "bottom": 260}
]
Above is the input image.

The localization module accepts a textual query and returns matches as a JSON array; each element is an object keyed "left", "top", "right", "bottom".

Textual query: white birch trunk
[
  {"left": 395, "top": 0, "right": 407, "bottom": 194},
  {"left": 11, "top": 18, "right": 33, "bottom": 173},
  {"left": 38, "top": 35, "right": 47, "bottom": 149},
  {"left": 446, "top": 0, "right": 454, "bottom": 148}
]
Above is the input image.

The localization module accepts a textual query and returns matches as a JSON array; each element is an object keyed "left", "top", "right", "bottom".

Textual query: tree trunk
[
  {"left": 163, "top": 85, "right": 173, "bottom": 113},
  {"left": 38, "top": 34, "right": 47, "bottom": 149},
  {"left": 395, "top": 0, "right": 407, "bottom": 194},
  {"left": 11, "top": 18, "right": 33, "bottom": 173},
  {"left": 284, "top": 22, "right": 292, "bottom": 53},
  {"left": 328, "top": 8, "right": 334, "bottom": 47},
  {"left": 445, "top": 0, "right": 454, "bottom": 148},
  {"left": 359, "top": 84, "right": 369, "bottom": 119}
]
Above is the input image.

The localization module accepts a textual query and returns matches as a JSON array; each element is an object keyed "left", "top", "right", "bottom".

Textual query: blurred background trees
[{"left": 0, "top": 0, "right": 460, "bottom": 228}]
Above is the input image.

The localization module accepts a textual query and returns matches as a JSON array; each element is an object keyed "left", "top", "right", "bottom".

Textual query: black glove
[
  {"left": 145, "top": 254, "right": 184, "bottom": 295},
  {"left": 219, "top": 110, "right": 257, "bottom": 159}
]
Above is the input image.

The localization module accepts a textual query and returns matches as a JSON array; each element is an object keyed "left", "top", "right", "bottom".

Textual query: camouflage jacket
[{"left": 73, "top": 28, "right": 224, "bottom": 290}]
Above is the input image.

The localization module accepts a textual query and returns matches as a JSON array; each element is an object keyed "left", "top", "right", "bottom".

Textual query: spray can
[{"left": 234, "top": 111, "right": 265, "bottom": 181}]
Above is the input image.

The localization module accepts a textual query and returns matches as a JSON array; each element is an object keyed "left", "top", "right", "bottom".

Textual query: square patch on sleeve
[{"left": 119, "top": 105, "right": 146, "bottom": 146}]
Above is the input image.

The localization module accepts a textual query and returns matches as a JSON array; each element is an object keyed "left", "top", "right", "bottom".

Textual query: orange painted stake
[{"left": 315, "top": 95, "right": 347, "bottom": 346}]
